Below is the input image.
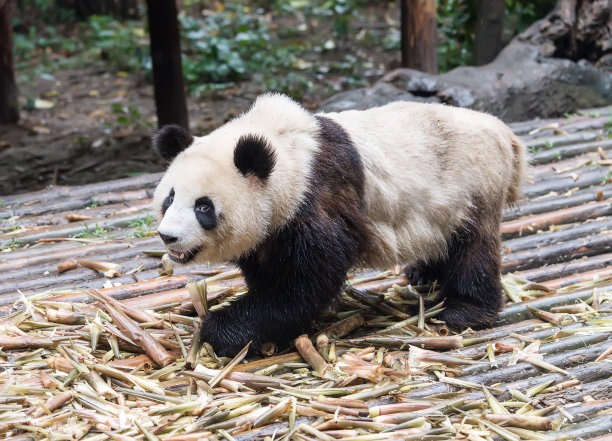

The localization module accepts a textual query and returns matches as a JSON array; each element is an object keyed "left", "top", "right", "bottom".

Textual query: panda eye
[
  {"left": 194, "top": 196, "right": 214, "bottom": 215},
  {"left": 194, "top": 196, "right": 216, "bottom": 230},
  {"left": 162, "top": 188, "right": 175, "bottom": 215}
]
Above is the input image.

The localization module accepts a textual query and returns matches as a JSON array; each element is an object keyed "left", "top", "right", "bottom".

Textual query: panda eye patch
[
  {"left": 194, "top": 196, "right": 217, "bottom": 230},
  {"left": 162, "top": 189, "right": 175, "bottom": 215}
]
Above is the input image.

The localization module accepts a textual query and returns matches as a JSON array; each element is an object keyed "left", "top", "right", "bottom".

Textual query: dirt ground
[{"left": 0, "top": 66, "right": 266, "bottom": 196}]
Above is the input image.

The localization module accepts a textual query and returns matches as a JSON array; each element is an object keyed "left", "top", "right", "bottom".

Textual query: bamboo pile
[
  {"left": 0, "top": 268, "right": 610, "bottom": 440},
  {"left": 0, "top": 106, "right": 610, "bottom": 440}
]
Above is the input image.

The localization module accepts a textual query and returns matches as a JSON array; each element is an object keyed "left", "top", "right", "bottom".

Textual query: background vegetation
[{"left": 12, "top": 0, "right": 557, "bottom": 99}]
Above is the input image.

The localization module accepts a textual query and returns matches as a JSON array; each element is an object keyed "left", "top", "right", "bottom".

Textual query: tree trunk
[
  {"left": 145, "top": 0, "right": 189, "bottom": 130},
  {"left": 474, "top": 0, "right": 505, "bottom": 65},
  {"left": 400, "top": 0, "right": 438, "bottom": 74},
  {"left": 0, "top": 0, "right": 18, "bottom": 124}
]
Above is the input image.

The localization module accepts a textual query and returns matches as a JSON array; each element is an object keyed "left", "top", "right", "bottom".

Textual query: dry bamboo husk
[{"left": 92, "top": 290, "right": 175, "bottom": 367}]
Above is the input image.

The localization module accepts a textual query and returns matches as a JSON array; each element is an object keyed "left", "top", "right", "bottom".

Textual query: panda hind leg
[{"left": 438, "top": 206, "right": 505, "bottom": 329}]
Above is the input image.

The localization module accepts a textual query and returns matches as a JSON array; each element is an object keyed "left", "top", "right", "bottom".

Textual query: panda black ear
[
  {"left": 234, "top": 134, "right": 276, "bottom": 181},
  {"left": 152, "top": 125, "right": 194, "bottom": 161}
]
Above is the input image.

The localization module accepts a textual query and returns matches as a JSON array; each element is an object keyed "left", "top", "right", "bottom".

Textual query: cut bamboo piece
[
  {"left": 93, "top": 290, "right": 175, "bottom": 367},
  {"left": 295, "top": 335, "right": 329, "bottom": 374}
]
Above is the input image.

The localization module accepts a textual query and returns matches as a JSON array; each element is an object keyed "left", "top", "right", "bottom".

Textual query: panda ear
[
  {"left": 152, "top": 125, "right": 194, "bottom": 161},
  {"left": 234, "top": 134, "right": 276, "bottom": 181}
]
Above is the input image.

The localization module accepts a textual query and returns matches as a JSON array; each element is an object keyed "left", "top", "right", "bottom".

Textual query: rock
[
  {"left": 319, "top": 0, "right": 612, "bottom": 121},
  {"left": 319, "top": 82, "right": 436, "bottom": 113}
]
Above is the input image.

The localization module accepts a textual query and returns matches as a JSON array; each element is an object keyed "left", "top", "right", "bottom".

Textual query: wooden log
[
  {"left": 400, "top": 0, "right": 437, "bottom": 74},
  {"left": 0, "top": 0, "right": 18, "bottom": 124},
  {"left": 458, "top": 320, "right": 591, "bottom": 358},
  {"left": 503, "top": 187, "right": 612, "bottom": 221},
  {"left": 541, "top": 267, "right": 612, "bottom": 290},
  {"left": 526, "top": 166, "right": 612, "bottom": 195},
  {"left": 502, "top": 233, "right": 612, "bottom": 272},
  {"left": 525, "top": 129, "right": 603, "bottom": 152},
  {"left": 0, "top": 236, "right": 159, "bottom": 272},
  {"left": 439, "top": 362, "right": 611, "bottom": 413},
  {"left": 548, "top": 413, "right": 612, "bottom": 440},
  {"left": 2, "top": 190, "right": 152, "bottom": 220},
  {"left": 502, "top": 217, "right": 612, "bottom": 253},
  {"left": 517, "top": 116, "right": 611, "bottom": 140},
  {"left": 514, "top": 253, "right": 612, "bottom": 282},
  {"left": 402, "top": 343, "right": 612, "bottom": 399},
  {"left": 545, "top": 380, "right": 612, "bottom": 409},
  {"left": 462, "top": 332, "right": 611, "bottom": 375},
  {"left": 501, "top": 201, "right": 612, "bottom": 238},
  {"left": 0, "top": 173, "right": 162, "bottom": 213},
  {"left": 497, "top": 287, "right": 604, "bottom": 325},
  {"left": 532, "top": 138, "right": 612, "bottom": 165},
  {"left": 0, "top": 210, "right": 157, "bottom": 247}
]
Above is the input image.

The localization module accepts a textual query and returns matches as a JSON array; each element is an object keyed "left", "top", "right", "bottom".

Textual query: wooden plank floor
[{"left": 0, "top": 107, "right": 611, "bottom": 439}]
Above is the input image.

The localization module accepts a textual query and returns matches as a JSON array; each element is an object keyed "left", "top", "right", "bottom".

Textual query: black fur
[
  {"left": 153, "top": 125, "right": 194, "bottom": 161},
  {"left": 404, "top": 195, "right": 505, "bottom": 329},
  {"left": 194, "top": 196, "right": 217, "bottom": 230},
  {"left": 200, "top": 116, "right": 374, "bottom": 356},
  {"left": 233, "top": 134, "right": 276, "bottom": 180},
  {"left": 162, "top": 188, "right": 174, "bottom": 215}
]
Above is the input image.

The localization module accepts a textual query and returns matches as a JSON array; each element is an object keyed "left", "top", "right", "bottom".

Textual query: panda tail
[{"left": 506, "top": 132, "right": 528, "bottom": 206}]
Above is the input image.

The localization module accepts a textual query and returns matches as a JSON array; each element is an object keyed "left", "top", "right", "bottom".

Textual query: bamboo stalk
[
  {"left": 320, "top": 314, "right": 365, "bottom": 340},
  {"left": 93, "top": 290, "right": 175, "bottom": 367},
  {"left": 295, "top": 335, "right": 329, "bottom": 374}
]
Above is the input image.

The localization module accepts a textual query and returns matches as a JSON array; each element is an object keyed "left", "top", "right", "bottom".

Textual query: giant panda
[{"left": 152, "top": 93, "right": 527, "bottom": 357}]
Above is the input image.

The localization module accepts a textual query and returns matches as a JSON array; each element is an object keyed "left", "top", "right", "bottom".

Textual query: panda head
[{"left": 151, "top": 124, "right": 277, "bottom": 264}]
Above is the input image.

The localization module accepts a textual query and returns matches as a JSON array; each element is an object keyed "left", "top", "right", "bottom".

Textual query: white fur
[
  {"left": 320, "top": 102, "right": 525, "bottom": 267},
  {"left": 154, "top": 94, "right": 526, "bottom": 267}
]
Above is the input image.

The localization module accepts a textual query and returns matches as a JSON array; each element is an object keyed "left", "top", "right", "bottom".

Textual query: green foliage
[
  {"left": 14, "top": 0, "right": 75, "bottom": 25},
  {"left": 434, "top": 0, "right": 557, "bottom": 71},
  {"left": 1, "top": 238, "right": 25, "bottom": 251},
  {"left": 12, "top": 14, "right": 150, "bottom": 83},
  {"left": 179, "top": 5, "right": 271, "bottom": 88},
  {"left": 12, "top": 0, "right": 558, "bottom": 97},
  {"left": 605, "top": 116, "right": 612, "bottom": 137},
  {"left": 436, "top": 0, "right": 474, "bottom": 72},
  {"left": 109, "top": 103, "right": 153, "bottom": 129},
  {"left": 127, "top": 215, "right": 156, "bottom": 239},
  {"left": 72, "top": 223, "right": 111, "bottom": 239},
  {"left": 87, "top": 15, "right": 150, "bottom": 73}
]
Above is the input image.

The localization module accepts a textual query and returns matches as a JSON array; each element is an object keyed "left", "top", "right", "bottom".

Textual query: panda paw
[
  {"left": 199, "top": 311, "right": 259, "bottom": 358},
  {"left": 439, "top": 301, "right": 499, "bottom": 330}
]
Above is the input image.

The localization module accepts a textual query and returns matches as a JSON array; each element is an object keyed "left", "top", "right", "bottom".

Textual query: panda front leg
[
  {"left": 438, "top": 204, "right": 505, "bottom": 329},
  {"left": 200, "top": 220, "right": 358, "bottom": 357}
]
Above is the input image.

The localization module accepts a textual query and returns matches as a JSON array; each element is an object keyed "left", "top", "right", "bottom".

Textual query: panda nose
[{"left": 158, "top": 232, "right": 178, "bottom": 245}]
